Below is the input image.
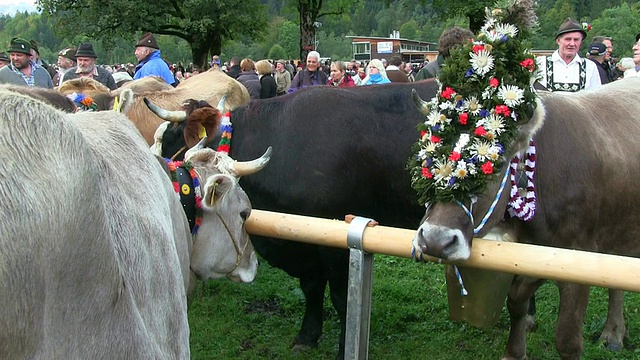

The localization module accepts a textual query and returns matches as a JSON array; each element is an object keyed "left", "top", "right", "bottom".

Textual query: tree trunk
[
  {"left": 189, "top": 32, "right": 220, "bottom": 69},
  {"left": 298, "top": 1, "right": 316, "bottom": 62}
]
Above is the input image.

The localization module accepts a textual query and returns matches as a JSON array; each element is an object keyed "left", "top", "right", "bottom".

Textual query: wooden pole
[{"left": 246, "top": 209, "right": 640, "bottom": 292}]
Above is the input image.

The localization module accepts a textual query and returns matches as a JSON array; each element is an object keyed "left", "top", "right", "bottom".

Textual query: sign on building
[{"left": 377, "top": 41, "right": 393, "bottom": 54}]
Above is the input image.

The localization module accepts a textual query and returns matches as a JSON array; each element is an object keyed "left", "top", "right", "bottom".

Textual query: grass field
[{"left": 189, "top": 254, "right": 640, "bottom": 359}]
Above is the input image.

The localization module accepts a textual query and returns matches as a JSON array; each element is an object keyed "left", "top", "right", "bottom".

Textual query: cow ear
[
  {"left": 202, "top": 174, "right": 234, "bottom": 210},
  {"left": 513, "top": 97, "right": 545, "bottom": 154},
  {"left": 183, "top": 107, "right": 220, "bottom": 148},
  {"left": 116, "top": 89, "right": 134, "bottom": 114}
]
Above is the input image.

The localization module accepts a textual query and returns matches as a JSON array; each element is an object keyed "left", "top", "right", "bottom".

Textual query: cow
[
  {"left": 411, "top": 77, "right": 640, "bottom": 359},
  {"left": 209, "top": 81, "right": 440, "bottom": 358},
  {"left": 0, "top": 89, "right": 270, "bottom": 358},
  {"left": 57, "top": 69, "right": 250, "bottom": 145},
  {"left": 1, "top": 84, "right": 76, "bottom": 112}
]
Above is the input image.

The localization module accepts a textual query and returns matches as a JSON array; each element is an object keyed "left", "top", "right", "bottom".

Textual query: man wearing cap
[
  {"left": 29, "top": 40, "right": 56, "bottom": 80},
  {"left": 0, "top": 52, "right": 9, "bottom": 69},
  {"left": 535, "top": 18, "right": 601, "bottom": 92},
  {"left": 585, "top": 42, "right": 612, "bottom": 84},
  {"left": 133, "top": 32, "right": 176, "bottom": 86},
  {"left": 53, "top": 47, "right": 76, "bottom": 87},
  {"left": 274, "top": 59, "right": 291, "bottom": 95},
  {"left": 62, "top": 43, "right": 117, "bottom": 90},
  {"left": 0, "top": 37, "right": 53, "bottom": 88}
]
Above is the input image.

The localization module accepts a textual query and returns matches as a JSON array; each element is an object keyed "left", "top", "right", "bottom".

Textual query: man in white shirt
[{"left": 536, "top": 18, "right": 601, "bottom": 92}]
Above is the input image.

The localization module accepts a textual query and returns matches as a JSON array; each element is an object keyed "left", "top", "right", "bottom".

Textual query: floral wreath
[
  {"left": 409, "top": 0, "right": 539, "bottom": 205},
  {"left": 66, "top": 92, "right": 98, "bottom": 112}
]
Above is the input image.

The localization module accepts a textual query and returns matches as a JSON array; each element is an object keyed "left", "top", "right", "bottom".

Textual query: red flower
[
  {"left": 422, "top": 167, "right": 433, "bottom": 178},
  {"left": 481, "top": 162, "right": 494, "bottom": 174},
  {"left": 449, "top": 152, "right": 461, "bottom": 161},
  {"left": 472, "top": 44, "right": 485, "bottom": 54},
  {"left": 489, "top": 77, "right": 499, "bottom": 88},
  {"left": 441, "top": 87, "right": 456, "bottom": 99},
  {"left": 520, "top": 58, "right": 535, "bottom": 72},
  {"left": 420, "top": 130, "right": 427, "bottom": 138},
  {"left": 430, "top": 135, "right": 441, "bottom": 143},
  {"left": 459, "top": 112, "right": 468, "bottom": 125},
  {"left": 474, "top": 126, "right": 487, "bottom": 137},
  {"left": 494, "top": 105, "right": 510, "bottom": 116}
]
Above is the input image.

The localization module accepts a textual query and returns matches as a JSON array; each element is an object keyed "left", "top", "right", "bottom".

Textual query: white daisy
[
  {"left": 454, "top": 161, "right": 470, "bottom": 179},
  {"left": 433, "top": 158, "right": 454, "bottom": 184},
  {"left": 469, "top": 140, "right": 494, "bottom": 162},
  {"left": 495, "top": 23, "right": 518, "bottom": 38},
  {"left": 484, "top": 30, "right": 504, "bottom": 43},
  {"left": 484, "top": 114, "right": 506, "bottom": 135},
  {"left": 487, "top": 144, "right": 503, "bottom": 161},
  {"left": 469, "top": 50, "right": 495, "bottom": 77},
  {"left": 422, "top": 141, "right": 439, "bottom": 154},
  {"left": 453, "top": 133, "right": 471, "bottom": 154},
  {"left": 497, "top": 85, "right": 525, "bottom": 107},
  {"left": 426, "top": 110, "right": 441, "bottom": 127},
  {"left": 482, "top": 86, "right": 496, "bottom": 100},
  {"left": 463, "top": 96, "right": 483, "bottom": 115}
]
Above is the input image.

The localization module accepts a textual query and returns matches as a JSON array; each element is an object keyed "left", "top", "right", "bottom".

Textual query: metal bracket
[{"left": 347, "top": 216, "right": 373, "bottom": 251}]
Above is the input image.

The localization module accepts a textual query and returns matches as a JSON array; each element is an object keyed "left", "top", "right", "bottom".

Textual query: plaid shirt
[{"left": 9, "top": 60, "right": 39, "bottom": 87}]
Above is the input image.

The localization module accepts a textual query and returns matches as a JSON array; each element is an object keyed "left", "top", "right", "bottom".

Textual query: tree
[
  {"left": 431, "top": 0, "right": 493, "bottom": 32},
  {"left": 286, "top": 0, "right": 363, "bottom": 61},
  {"left": 36, "top": 0, "right": 269, "bottom": 68}
]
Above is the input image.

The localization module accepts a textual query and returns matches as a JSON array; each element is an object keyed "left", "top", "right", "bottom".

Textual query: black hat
[
  {"left": 135, "top": 32, "right": 159, "bottom": 50},
  {"left": 556, "top": 18, "right": 586, "bottom": 40},
  {"left": 58, "top": 47, "right": 77, "bottom": 62},
  {"left": 29, "top": 40, "right": 39, "bottom": 55},
  {"left": 588, "top": 42, "right": 606, "bottom": 56},
  {"left": 7, "top": 37, "right": 31, "bottom": 55},
  {"left": 636, "top": 33, "right": 640, "bottom": 42},
  {"left": 0, "top": 52, "right": 9, "bottom": 62},
  {"left": 75, "top": 43, "right": 97, "bottom": 58}
]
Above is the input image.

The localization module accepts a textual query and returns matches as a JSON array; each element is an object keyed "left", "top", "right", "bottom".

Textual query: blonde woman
[
  {"left": 256, "top": 60, "right": 277, "bottom": 98},
  {"left": 361, "top": 59, "right": 390, "bottom": 85}
]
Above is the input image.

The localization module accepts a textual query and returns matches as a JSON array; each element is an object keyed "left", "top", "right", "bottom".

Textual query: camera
[{"left": 345, "top": 69, "right": 356, "bottom": 77}]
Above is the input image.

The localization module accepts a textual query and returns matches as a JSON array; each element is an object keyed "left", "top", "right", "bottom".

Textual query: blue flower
[
  {"left": 465, "top": 68, "right": 475, "bottom": 78},
  {"left": 432, "top": 124, "right": 440, "bottom": 132},
  {"left": 456, "top": 99, "right": 464, "bottom": 109},
  {"left": 479, "top": 109, "right": 490, "bottom": 117},
  {"left": 496, "top": 143, "right": 504, "bottom": 154},
  {"left": 448, "top": 177, "right": 456, "bottom": 187}
]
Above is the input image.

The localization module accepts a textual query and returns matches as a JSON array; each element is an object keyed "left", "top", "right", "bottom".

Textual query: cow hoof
[
  {"left": 598, "top": 333, "right": 624, "bottom": 351},
  {"left": 292, "top": 343, "right": 316, "bottom": 353},
  {"left": 500, "top": 355, "right": 527, "bottom": 360}
]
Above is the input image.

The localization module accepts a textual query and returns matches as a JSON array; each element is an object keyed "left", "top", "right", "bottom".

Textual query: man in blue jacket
[{"left": 134, "top": 32, "right": 177, "bottom": 86}]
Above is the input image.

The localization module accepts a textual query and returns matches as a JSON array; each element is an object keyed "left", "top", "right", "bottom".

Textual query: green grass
[{"left": 189, "top": 254, "right": 640, "bottom": 359}]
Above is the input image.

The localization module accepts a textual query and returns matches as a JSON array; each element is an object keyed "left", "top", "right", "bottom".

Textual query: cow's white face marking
[{"left": 412, "top": 222, "right": 472, "bottom": 262}]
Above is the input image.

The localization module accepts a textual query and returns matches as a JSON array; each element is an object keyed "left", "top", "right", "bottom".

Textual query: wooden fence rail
[{"left": 246, "top": 209, "right": 640, "bottom": 292}]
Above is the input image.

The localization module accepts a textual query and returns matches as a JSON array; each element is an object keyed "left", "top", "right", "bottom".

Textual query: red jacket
[{"left": 327, "top": 75, "right": 355, "bottom": 88}]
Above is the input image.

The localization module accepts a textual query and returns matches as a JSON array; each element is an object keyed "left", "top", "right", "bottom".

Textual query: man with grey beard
[{"left": 62, "top": 42, "right": 116, "bottom": 90}]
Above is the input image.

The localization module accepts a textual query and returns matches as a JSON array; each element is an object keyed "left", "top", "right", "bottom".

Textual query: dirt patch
[{"left": 244, "top": 298, "right": 285, "bottom": 316}]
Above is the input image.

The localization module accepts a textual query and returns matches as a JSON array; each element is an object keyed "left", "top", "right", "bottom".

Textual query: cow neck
[
  {"left": 166, "top": 159, "right": 203, "bottom": 235},
  {"left": 217, "top": 112, "right": 232, "bottom": 154}
]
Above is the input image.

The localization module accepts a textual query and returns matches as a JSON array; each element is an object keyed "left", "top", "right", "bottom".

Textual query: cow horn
[
  {"left": 143, "top": 97, "right": 187, "bottom": 122},
  {"left": 231, "top": 146, "right": 273, "bottom": 177},
  {"left": 217, "top": 95, "right": 227, "bottom": 112},
  {"left": 412, "top": 89, "right": 430, "bottom": 116}
]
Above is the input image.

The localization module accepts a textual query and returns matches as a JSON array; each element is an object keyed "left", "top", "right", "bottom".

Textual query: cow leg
[
  {"left": 292, "top": 276, "right": 328, "bottom": 352},
  {"left": 599, "top": 289, "right": 626, "bottom": 351},
  {"left": 502, "top": 276, "right": 545, "bottom": 360},
  {"left": 327, "top": 270, "right": 348, "bottom": 360},
  {"left": 525, "top": 295, "right": 537, "bottom": 331},
  {"left": 555, "top": 282, "right": 590, "bottom": 359}
]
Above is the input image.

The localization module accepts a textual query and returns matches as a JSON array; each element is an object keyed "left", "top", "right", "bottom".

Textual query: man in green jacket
[{"left": 0, "top": 37, "right": 53, "bottom": 88}]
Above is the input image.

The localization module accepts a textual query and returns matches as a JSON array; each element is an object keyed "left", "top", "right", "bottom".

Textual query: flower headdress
[
  {"left": 409, "top": 0, "right": 539, "bottom": 205},
  {"left": 66, "top": 92, "right": 98, "bottom": 112}
]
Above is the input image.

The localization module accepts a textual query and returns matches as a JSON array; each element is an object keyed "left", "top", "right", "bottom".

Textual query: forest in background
[{"left": 0, "top": 0, "right": 639, "bottom": 66}]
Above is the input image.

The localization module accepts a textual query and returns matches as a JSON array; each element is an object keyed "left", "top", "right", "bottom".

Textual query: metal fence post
[{"left": 345, "top": 217, "right": 375, "bottom": 360}]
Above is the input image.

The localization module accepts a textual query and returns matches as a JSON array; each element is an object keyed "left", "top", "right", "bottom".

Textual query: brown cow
[
  {"left": 57, "top": 69, "right": 250, "bottom": 144},
  {"left": 412, "top": 78, "right": 640, "bottom": 359}
]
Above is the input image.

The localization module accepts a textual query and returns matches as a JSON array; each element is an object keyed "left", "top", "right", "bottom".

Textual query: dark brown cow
[{"left": 412, "top": 78, "right": 640, "bottom": 359}]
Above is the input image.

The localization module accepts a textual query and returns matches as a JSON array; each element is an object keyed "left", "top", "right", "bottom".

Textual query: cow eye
[{"left": 240, "top": 210, "right": 250, "bottom": 221}]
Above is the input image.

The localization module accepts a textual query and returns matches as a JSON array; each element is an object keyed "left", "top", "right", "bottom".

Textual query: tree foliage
[{"left": 36, "top": 0, "right": 268, "bottom": 67}]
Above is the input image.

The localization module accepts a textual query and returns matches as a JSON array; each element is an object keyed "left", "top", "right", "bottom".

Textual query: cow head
[
  {"left": 146, "top": 96, "right": 225, "bottom": 161},
  {"left": 183, "top": 141, "right": 272, "bottom": 282},
  {"left": 410, "top": 90, "right": 545, "bottom": 262}
]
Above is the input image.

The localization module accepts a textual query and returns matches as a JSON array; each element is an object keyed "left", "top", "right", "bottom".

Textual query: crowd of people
[{"left": 1, "top": 20, "right": 639, "bottom": 96}]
